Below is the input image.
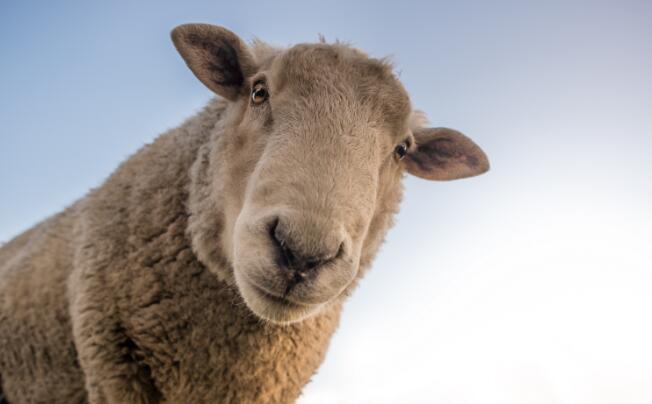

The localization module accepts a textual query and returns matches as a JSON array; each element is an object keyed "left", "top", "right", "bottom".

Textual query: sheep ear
[
  {"left": 171, "top": 24, "right": 256, "bottom": 101},
  {"left": 404, "top": 127, "right": 490, "bottom": 181}
]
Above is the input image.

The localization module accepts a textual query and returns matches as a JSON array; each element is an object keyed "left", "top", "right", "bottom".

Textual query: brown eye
[
  {"left": 394, "top": 142, "right": 409, "bottom": 160},
  {"left": 251, "top": 82, "right": 268, "bottom": 105}
]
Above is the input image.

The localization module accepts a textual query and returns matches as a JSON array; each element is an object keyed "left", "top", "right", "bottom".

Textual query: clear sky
[{"left": 1, "top": 1, "right": 651, "bottom": 403}]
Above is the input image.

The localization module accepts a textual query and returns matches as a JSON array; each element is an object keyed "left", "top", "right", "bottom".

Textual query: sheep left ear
[
  {"left": 171, "top": 23, "right": 256, "bottom": 101},
  {"left": 404, "top": 127, "right": 490, "bottom": 180}
]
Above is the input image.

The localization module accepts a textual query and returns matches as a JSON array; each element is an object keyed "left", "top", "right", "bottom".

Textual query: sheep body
[
  {"left": 0, "top": 100, "right": 342, "bottom": 403},
  {"left": 0, "top": 24, "right": 490, "bottom": 403}
]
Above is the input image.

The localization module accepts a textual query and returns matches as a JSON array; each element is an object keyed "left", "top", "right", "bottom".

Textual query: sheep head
[{"left": 172, "top": 24, "right": 489, "bottom": 324}]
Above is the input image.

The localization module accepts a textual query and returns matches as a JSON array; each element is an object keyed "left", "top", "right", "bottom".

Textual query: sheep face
[{"left": 173, "top": 24, "right": 490, "bottom": 324}]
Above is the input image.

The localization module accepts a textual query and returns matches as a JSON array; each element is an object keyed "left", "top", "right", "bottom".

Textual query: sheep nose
[{"left": 268, "top": 218, "right": 344, "bottom": 277}]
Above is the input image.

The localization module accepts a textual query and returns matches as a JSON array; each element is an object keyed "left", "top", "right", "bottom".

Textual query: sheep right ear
[
  {"left": 171, "top": 24, "right": 257, "bottom": 101},
  {"left": 404, "top": 127, "right": 490, "bottom": 180}
]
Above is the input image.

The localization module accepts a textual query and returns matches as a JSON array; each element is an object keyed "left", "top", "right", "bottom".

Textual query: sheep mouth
[
  {"left": 236, "top": 275, "right": 326, "bottom": 324},
  {"left": 248, "top": 280, "right": 312, "bottom": 309}
]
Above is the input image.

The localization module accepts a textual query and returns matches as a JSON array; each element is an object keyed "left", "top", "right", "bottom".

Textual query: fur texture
[{"left": 0, "top": 24, "right": 489, "bottom": 403}]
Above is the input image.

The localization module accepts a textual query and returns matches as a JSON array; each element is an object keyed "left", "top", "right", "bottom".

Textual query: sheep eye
[
  {"left": 394, "top": 142, "right": 409, "bottom": 160},
  {"left": 251, "top": 82, "right": 268, "bottom": 105}
]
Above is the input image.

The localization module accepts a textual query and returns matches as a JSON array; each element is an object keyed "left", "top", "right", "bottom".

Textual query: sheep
[{"left": 0, "top": 23, "right": 489, "bottom": 403}]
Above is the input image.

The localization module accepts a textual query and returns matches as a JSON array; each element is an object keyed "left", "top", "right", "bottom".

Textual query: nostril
[
  {"left": 268, "top": 217, "right": 280, "bottom": 244},
  {"left": 268, "top": 217, "right": 345, "bottom": 273},
  {"left": 304, "top": 242, "right": 342, "bottom": 270},
  {"left": 268, "top": 217, "right": 294, "bottom": 267},
  {"left": 335, "top": 241, "right": 345, "bottom": 260},
  {"left": 304, "top": 259, "right": 321, "bottom": 271}
]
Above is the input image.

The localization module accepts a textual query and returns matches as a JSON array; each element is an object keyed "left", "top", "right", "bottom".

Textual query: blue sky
[{"left": 2, "top": 1, "right": 651, "bottom": 402}]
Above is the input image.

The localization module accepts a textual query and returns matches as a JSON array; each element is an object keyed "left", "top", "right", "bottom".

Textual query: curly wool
[{"left": 0, "top": 98, "right": 375, "bottom": 403}]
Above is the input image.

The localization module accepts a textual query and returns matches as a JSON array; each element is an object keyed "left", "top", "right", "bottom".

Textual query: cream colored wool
[{"left": 0, "top": 24, "right": 489, "bottom": 403}]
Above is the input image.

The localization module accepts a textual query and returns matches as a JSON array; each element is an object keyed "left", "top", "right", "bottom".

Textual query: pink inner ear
[{"left": 404, "top": 128, "right": 489, "bottom": 181}]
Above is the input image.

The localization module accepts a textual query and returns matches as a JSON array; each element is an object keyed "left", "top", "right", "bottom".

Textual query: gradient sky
[{"left": 1, "top": 1, "right": 651, "bottom": 403}]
